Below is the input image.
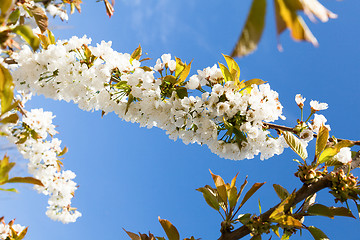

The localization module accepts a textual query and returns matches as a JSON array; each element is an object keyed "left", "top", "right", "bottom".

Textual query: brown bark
[{"left": 218, "top": 152, "right": 360, "bottom": 240}]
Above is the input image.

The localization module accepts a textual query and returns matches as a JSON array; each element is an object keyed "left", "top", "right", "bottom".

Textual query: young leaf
[
  {"left": 130, "top": 44, "right": 142, "bottom": 63},
  {"left": 0, "top": 113, "right": 18, "bottom": 124},
  {"left": 158, "top": 217, "right": 180, "bottom": 240},
  {"left": 227, "top": 186, "right": 237, "bottom": 210},
  {"left": 103, "top": 0, "right": 115, "bottom": 18},
  {"left": 176, "top": 60, "right": 192, "bottom": 85},
  {"left": 0, "top": 155, "right": 15, "bottom": 184},
  {"left": 307, "top": 226, "right": 329, "bottom": 240},
  {"left": 209, "top": 170, "right": 228, "bottom": 205},
  {"left": 0, "top": 64, "right": 14, "bottom": 114},
  {"left": 7, "top": 177, "right": 44, "bottom": 187},
  {"left": 123, "top": 228, "right": 141, "bottom": 240},
  {"left": 272, "top": 215, "right": 302, "bottom": 228},
  {"left": 0, "top": 187, "right": 17, "bottom": 193},
  {"left": 13, "top": 25, "right": 40, "bottom": 51},
  {"left": 318, "top": 140, "right": 354, "bottom": 164},
  {"left": 29, "top": 5, "right": 48, "bottom": 33},
  {"left": 175, "top": 57, "right": 185, "bottom": 79},
  {"left": 273, "top": 184, "right": 289, "bottom": 201},
  {"left": 315, "top": 125, "right": 329, "bottom": 158},
  {"left": 218, "top": 63, "right": 233, "bottom": 83},
  {"left": 231, "top": 0, "right": 266, "bottom": 57},
  {"left": 222, "top": 54, "right": 240, "bottom": 80},
  {"left": 282, "top": 131, "right": 308, "bottom": 160},
  {"left": 270, "top": 192, "right": 296, "bottom": 220},
  {"left": 196, "top": 185, "right": 220, "bottom": 211},
  {"left": 230, "top": 172, "right": 239, "bottom": 189},
  {"left": 238, "top": 182, "right": 265, "bottom": 209},
  {"left": 16, "top": 226, "right": 28, "bottom": 240},
  {"left": 274, "top": 0, "right": 318, "bottom": 48}
]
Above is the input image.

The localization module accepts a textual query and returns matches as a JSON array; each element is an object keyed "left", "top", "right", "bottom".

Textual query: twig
[
  {"left": 218, "top": 152, "right": 360, "bottom": 240},
  {"left": 263, "top": 122, "right": 360, "bottom": 146}
]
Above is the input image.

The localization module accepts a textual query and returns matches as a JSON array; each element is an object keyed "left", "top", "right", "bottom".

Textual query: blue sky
[{"left": 1, "top": 1, "right": 360, "bottom": 239}]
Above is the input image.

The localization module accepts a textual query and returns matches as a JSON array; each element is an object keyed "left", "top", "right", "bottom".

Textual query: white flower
[
  {"left": 186, "top": 75, "right": 200, "bottom": 90},
  {"left": 299, "top": 129, "right": 314, "bottom": 142},
  {"left": 334, "top": 147, "right": 352, "bottom": 164},
  {"left": 295, "top": 94, "right": 306, "bottom": 108},
  {"left": 168, "top": 60, "right": 176, "bottom": 71},
  {"left": 310, "top": 100, "right": 328, "bottom": 111},
  {"left": 308, "top": 114, "right": 330, "bottom": 133},
  {"left": 161, "top": 54, "right": 171, "bottom": 64},
  {"left": 154, "top": 59, "right": 164, "bottom": 71}
]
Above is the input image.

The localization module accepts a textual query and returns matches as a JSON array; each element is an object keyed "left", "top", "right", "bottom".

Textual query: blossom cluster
[
  {"left": 5, "top": 107, "right": 80, "bottom": 224},
  {"left": 13, "top": 36, "right": 288, "bottom": 160},
  {"left": 0, "top": 218, "right": 25, "bottom": 240}
]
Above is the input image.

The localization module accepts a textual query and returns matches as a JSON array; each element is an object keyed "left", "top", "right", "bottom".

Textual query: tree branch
[
  {"left": 263, "top": 122, "right": 360, "bottom": 146},
  {"left": 218, "top": 151, "right": 360, "bottom": 240}
]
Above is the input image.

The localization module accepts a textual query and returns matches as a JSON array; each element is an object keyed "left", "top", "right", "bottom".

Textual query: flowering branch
[{"left": 218, "top": 151, "right": 360, "bottom": 240}]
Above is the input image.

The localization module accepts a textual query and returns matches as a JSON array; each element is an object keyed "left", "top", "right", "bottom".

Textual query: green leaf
[
  {"left": 47, "top": 29, "right": 56, "bottom": 44},
  {"left": 228, "top": 185, "right": 238, "bottom": 210},
  {"left": 238, "top": 182, "right": 265, "bottom": 209},
  {"left": 29, "top": 5, "right": 48, "bottom": 33},
  {"left": 329, "top": 207, "right": 355, "bottom": 218},
  {"left": 222, "top": 54, "right": 240, "bottom": 80},
  {"left": 318, "top": 140, "right": 354, "bottom": 164},
  {"left": 0, "top": 187, "right": 17, "bottom": 192},
  {"left": 209, "top": 170, "right": 228, "bottom": 205},
  {"left": 175, "top": 87, "right": 188, "bottom": 99},
  {"left": 13, "top": 25, "right": 40, "bottom": 51},
  {"left": 273, "top": 184, "right": 289, "bottom": 201},
  {"left": 0, "top": 64, "right": 15, "bottom": 114},
  {"left": 315, "top": 125, "right": 329, "bottom": 158},
  {"left": 196, "top": 185, "right": 220, "bottom": 211},
  {"left": 0, "top": 155, "right": 15, "bottom": 183},
  {"left": 7, "top": 177, "right": 44, "bottom": 187},
  {"left": 307, "top": 226, "right": 329, "bottom": 240},
  {"left": 355, "top": 201, "right": 360, "bottom": 219},
  {"left": 218, "top": 63, "right": 233, "bottom": 82},
  {"left": 283, "top": 131, "right": 308, "bottom": 160},
  {"left": 164, "top": 75, "right": 177, "bottom": 84},
  {"left": 176, "top": 60, "right": 192, "bottom": 85},
  {"left": 271, "top": 225, "right": 280, "bottom": 238},
  {"left": 270, "top": 191, "right": 296, "bottom": 220},
  {"left": 274, "top": 215, "right": 302, "bottom": 228},
  {"left": 307, "top": 204, "right": 334, "bottom": 218},
  {"left": 231, "top": 0, "right": 266, "bottom": 57},
  {"left": 123, "top": 228, "right": 141, "bottom": 240},
  {"left": 130, "top": 44, "right": 142, "bottom": 63},
  {"left": 8, "top": 8, "right": 20, "bottom": 24},
  {"left": 237, "top": 213, "right": 251, "bottom": 225},
  {"left": 281, "top": 231, "right": 292, "bottom": 240},
  {"left": 158, "top": 217, "right": 180, "bottom": 240},
  {"left": 0, "top": 113, "right": 18, "bottom": 124}
]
